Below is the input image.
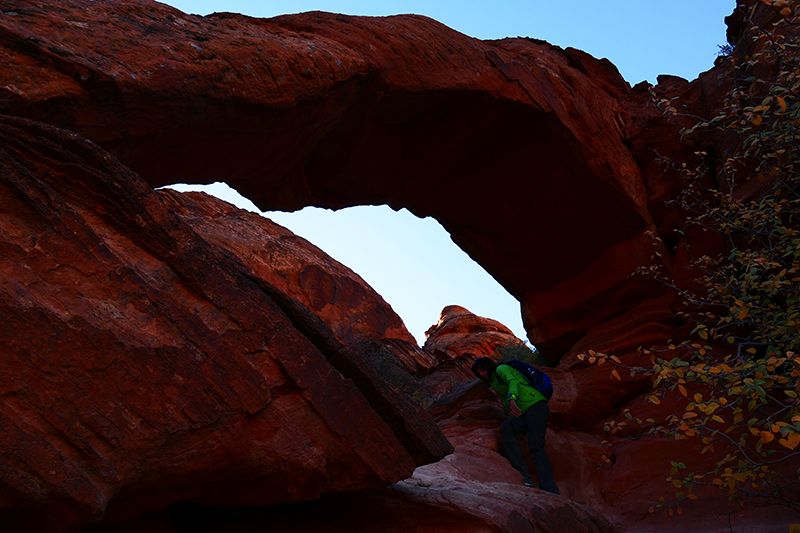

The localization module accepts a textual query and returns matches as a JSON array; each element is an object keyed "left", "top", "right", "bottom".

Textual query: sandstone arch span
[{"left": 1, "top": 0, "right": 699, "bottom": 361}]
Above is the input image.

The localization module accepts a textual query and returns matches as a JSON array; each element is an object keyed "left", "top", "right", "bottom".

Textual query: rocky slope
[{"left": 0, "top": 114, "right": 450, "bottom": 531}]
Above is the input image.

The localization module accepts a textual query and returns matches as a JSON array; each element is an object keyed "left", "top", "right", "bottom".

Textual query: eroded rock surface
[
  {"left": 1, "top": 0, "right": 688, "bottom": 362},
  {"left": 420, "top": 305, "right": 525, "bottom": 397},
  {"left": 2, "top": 0, "right": 798, "bottom": 531},
  {"left": 158, "top": 189, "right": 415, "bottom": 346},
  {"left": 0, "top": 114, "right": 449, "bottom": 531}
]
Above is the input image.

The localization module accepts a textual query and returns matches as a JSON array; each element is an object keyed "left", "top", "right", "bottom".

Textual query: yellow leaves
[
  {"left": 789, "top": 524, "right": 800, "bottom": 533},
  {"left": 779, "top": 431, "right": 800, "bottom": 450},
  {"left": 731, "top": 472, "right": 747, "bottom": 483},
  {"left": 670, "top": 69, "right": 800, "bottom": 477},
  {"left": 649, "top": 395, "right": 661, "bottom": 405},
  {"left": 780, "top": 6, "right": 793, "bottom": 16},
  {"left": 612, "top": 369, "right": 621, "bottom": 381}
]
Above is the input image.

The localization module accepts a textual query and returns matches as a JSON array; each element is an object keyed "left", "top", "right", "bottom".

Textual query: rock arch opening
[
  {"left": 164, "top": 182, "right": 526, "bottom": 345},
  {"left": 1, "top": 4, "right": 677, "bottom": 363}
]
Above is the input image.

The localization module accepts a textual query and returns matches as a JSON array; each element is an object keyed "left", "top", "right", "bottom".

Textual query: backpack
[{"left": 504, "top": 360, "right": 553, "bottom": 400}]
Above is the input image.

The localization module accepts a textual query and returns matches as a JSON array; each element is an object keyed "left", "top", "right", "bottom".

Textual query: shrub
[
  {"left": 493, "top": 341, "right": 552, "bottom": 368},
  {"left": 584, "top": 4, "right": 800, "bottom": 515}
]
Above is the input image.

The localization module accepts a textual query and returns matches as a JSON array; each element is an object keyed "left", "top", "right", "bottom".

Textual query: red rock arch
[{"left": 1, "top": 1, "right": 697, "bottom": 362}]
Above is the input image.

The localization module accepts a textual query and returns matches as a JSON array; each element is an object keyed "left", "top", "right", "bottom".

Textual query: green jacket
[{"left": 490, "top": 364, "right": 546, "bottom": 414}]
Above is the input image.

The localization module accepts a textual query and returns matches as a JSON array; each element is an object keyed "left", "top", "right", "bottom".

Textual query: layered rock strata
[
  {"left": 0, "top": 0, "right": 710, "bottom": 361},
  {"left": 1, "top": 0, "right": 798, "bottom": 531},
  {"left": 0, "top": 114, "right": 449, "bottom": 531}
]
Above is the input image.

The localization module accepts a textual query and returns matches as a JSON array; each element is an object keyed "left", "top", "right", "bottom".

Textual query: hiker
[{"left": 471, "top": 356, "right": 559, "bottom": 494}]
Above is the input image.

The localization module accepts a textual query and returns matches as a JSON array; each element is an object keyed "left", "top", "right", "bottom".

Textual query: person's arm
[
  {"left": 508, "top": 398, "right": 521, "bottom": 417},
  {"left": 496, "top": 366, "right": 523, "bottom": 416}
]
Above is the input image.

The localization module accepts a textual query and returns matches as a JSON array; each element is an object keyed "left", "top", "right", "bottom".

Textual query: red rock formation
[
  {"left": 421, "top": 317, "right": 800, "bottom": 533},
  {"left": 0, "top": 114, "right": 450, "bottom": 532},
  {"left": 157, "top": 189, "right": 414, "bottom": 346},
  {"left": 424, "top": 305, "right": 519, "bottom": 356},
  {"left": 420, "top": 349, "right": 800, "bottom": 533},
  {"left": 0, "top": 0, "right": 789, "bottom": 365},
  {"left": 103, "top": 471, "right": 620, "bottom": 533},
  {"left": 1, "top": 0, "right": 798, "bottom": 531},
  {"left": 420, "top": 305, "right": 526, "bottom": 397},
  {"left": 0, "top": 0, "right": 671, "bottom": 363},
  {"left": 88, "top": 440, "right": 620, "bottom": 533}
]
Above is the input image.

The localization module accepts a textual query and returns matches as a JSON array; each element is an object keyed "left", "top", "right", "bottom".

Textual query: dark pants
[{"left": 499, "top": 400, "right": 559, "bottom": 494}]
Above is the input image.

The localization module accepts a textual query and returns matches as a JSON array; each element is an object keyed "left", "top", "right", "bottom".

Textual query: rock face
[
  {"left": 1, "top": 0, "right": 677, "bottom": 363},
  {"left": 422, "top": 349, "right": 800, "bottom": 533},
  {"left": 1, "top": 0, "right": 798, "bottom": 531},
  {"left": 424, "top": 305, "right": 520, "bottom": 357},
  {"left": 158, "top": 189, "right": 415, "bottom": 346},
  {"left": 0, "top": 114, "right": 450, "bottom": 531},
  {"left": 420, "top": 305, "right": 524, "bottom": 397}
]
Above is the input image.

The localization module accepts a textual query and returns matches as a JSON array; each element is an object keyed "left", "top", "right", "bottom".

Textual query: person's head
[{"left": 471, "top": 356, "right": 497, "bottom": 383}]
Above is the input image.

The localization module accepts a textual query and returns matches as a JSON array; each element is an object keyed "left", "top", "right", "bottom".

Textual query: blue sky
[{"left": 162, "top": 1, "right": 734, "bottom": 344}]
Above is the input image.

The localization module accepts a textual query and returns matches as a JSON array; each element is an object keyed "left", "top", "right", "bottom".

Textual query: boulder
[
  {"left": 0, "top": 114, "right": 449, "bottom": 531},
  {"left": 421, "top": 305, "right": 525, "bottom": 397},
  {"left": 158, "top": 189, "right": 415, "bottom": 346}
]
